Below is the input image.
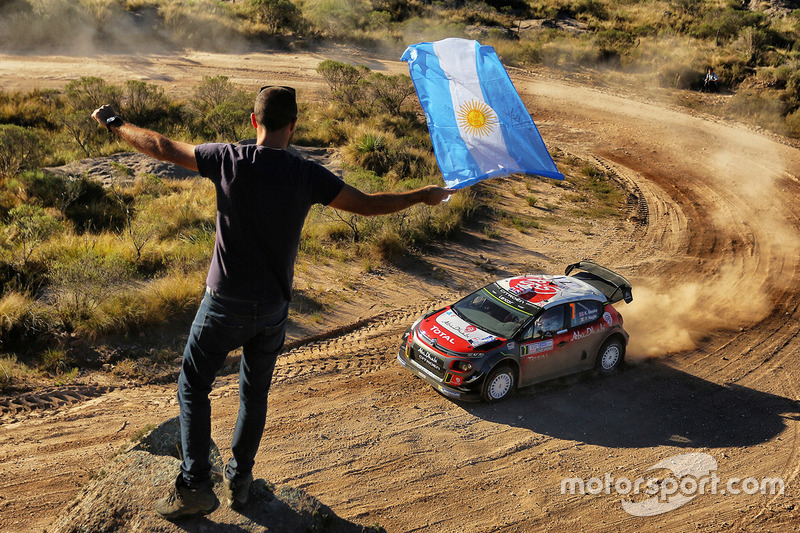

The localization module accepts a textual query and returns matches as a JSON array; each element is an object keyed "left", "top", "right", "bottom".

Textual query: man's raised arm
[
  {"left": 328, "top": 182, "right": 454, "bottom": 216},
  {"left": 91, "top": 104, "right": 198, "bottom": 172}
]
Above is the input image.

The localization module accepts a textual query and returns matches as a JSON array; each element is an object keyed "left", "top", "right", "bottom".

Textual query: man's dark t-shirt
[{"left": 195, "top": 143, "right": 344, "bottom": 303}]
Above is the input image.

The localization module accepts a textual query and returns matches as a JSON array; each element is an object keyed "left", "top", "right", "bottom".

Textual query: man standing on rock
[{"left": 92, "top": 85, "right": 453, "bottom": 519}]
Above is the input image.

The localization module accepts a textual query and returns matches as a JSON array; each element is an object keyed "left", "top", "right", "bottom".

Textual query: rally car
[{"left": 397, "top": 261, "right": 633, "bottom": 402}]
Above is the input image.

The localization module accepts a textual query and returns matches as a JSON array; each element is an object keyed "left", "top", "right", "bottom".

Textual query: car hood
[{"left": 417, "top": 308, "right": 502, "bottom": 353}]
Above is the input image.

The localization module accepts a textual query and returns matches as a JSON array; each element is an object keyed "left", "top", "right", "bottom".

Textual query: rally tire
[
  {"left": 481, "top": 364, "right": 516, "bottom": 403},
  {"left": 595, "top": 337, "right": 625, "bottom": 375}
]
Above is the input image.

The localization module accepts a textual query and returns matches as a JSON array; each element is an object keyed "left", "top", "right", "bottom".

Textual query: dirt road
[{"left": 1, "top": 49, "right": 799, "bottom": 532}]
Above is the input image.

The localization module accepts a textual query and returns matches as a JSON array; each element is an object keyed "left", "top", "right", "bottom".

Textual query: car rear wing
[{"left": 565, "top": 261, "right": 633, "bottom": 304}]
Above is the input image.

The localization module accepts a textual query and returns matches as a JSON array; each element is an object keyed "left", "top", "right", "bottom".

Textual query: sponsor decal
[
  {"left": 522, "top": 339, "right": 554, "bottom": 356},
  {"left": 572, "top": 323, "right": 607, "bottom": 341},
  {"left": 507, "top": 277, "right": 559, "bottom": 303},
  {"left": 484, "top": 285, "right": 539, "bottom": 315},
  {"left": 603, "top": 311, "right": 613, "bottom": 326},
  {"left": 499, "top": 276, "right": 592, "bottom": 305},
  {"left": 417, "top": 346, "right": 444, "bottom": 371},
  {"left": 439, "top": 387, "right": 461, "bottom": 399},
  {"left": 447, "top": 374, "right": 463, "bottom": 386},
  {"left": 507, "top": 342, "right": 516, "bottom": 350},
  {"left": 428, "top": 323, "right": 457, "bottom": 345},
  {"left": 436, "top": 310, "right": 497, "bottom": 345}
]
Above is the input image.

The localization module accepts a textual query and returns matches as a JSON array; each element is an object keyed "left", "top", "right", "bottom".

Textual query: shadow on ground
[
  {"left": 51, "top": 418, "right": 384, "bottom": 533},
  {"left": 464, "top": 360, "right": 800, "bottom": 449}
]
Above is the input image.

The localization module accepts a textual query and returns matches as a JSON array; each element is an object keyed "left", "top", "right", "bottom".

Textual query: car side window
[
  {"left": 525, "top": 305, "right": 566, "bottom": 339},
  {"left": 568, "top": 300, "right": 602, "bottom": 328}
]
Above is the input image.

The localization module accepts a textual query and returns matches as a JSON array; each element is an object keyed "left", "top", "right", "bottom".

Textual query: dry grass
[{"left": 0, "top": 291, "right": 35, "bottom": 335}]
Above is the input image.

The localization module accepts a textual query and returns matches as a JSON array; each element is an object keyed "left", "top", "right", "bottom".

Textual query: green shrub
[
  {"left": 60, "top": 110, "right": 103, "bottom": 157},
  {"left": 190, "top": 76, "right": 253, "bottom": 141},
  {"left": 39, "top": 348, "right": 71, "bottom": 374},
  {"left": 63, "top": 77, "right": 122, "bottom": 113},
  {"left": 159, "top": 0, "right": 243, "bottom": 52},
  {"left": 689, "top": 9, "right": 764, "bottom": 45},
  {"left": 49, "top": 245, "right": 135, "bottom": 329},
  {"left": 567, "top": 0, "right": 610, "bottom": 21},
  {"left": 364, "top": 72, "right": 415, "bottom": 115},
  {"left": 299, "top": 0, "right": 370, "bottom": 35},
  {"left": 594, "top": 29, "right": 635, "bottom": 63},
  {"left": 786, "top": 109, "right": 800, "bottom": 137},
  {"left": 60, "top": 176, "right": 127, "bottom": 233},
  {"left": 249, "top": 0, "right": 305, "bottom": 34},
  {"left": 726, "top": 89, "right": 788, "bottom": 131},
  {"left": 121, "top": 80, "right": 170, "bottom": 129},
  {"left": 316, "top": 60, "right": 371, "bottom": 108},
  {"left": 0, "top": 125, "right": 47, "bottom": 178},
  {"left": 4, "top": 204, "right": 62, "bottom": 265},
  {"left": 0, "top": 291, "right": 40, "bottom": 348},
  {"left": 345, "top": 131, "right": 391, "bottom": 175},
  {"left": 0, "top": 88, "right": 59, "bottom": 129}
]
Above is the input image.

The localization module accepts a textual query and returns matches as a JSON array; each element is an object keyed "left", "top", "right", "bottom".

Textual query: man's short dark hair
[{"left": 254, "top": 86, "right": 297, "bottom": 132}]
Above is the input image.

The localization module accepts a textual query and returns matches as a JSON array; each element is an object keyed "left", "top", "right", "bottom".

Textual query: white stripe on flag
[{"left": 433, "top": 39, "right": 516, "bottom": 175}]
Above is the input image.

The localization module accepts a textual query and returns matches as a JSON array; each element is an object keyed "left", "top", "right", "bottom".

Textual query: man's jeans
[{"left": 178, "top": 288, "right": 288, "bottom": 489}]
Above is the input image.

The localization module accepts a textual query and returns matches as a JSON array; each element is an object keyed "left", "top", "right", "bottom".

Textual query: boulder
[{"left": 50, "top": 417, "right": 384, "bottom": 533}]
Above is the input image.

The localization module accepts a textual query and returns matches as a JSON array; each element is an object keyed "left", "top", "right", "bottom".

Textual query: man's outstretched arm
[
  {"left": 91, "top": 105, "right": 198, "bottom": 172},
  {"left": 328, "top": 182, "right": 455, "bottom": 216}
]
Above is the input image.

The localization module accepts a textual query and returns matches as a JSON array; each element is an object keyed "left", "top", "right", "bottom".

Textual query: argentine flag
[{"left": 402, "top": 38, "right": 564, "bottom": 189}]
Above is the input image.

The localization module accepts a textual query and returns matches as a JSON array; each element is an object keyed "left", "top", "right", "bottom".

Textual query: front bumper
[{"left": 397, "top": 349, "right": 483, "bottom": 402}]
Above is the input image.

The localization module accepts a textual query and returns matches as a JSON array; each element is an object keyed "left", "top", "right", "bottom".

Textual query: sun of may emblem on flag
[{"left": 457, "top": 99, "right": 497, "bottom": 138}]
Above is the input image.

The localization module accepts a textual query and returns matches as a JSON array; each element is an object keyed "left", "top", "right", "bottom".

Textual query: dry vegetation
[{"left": 2, "top": 0, "right": 798, "bottom": 132}]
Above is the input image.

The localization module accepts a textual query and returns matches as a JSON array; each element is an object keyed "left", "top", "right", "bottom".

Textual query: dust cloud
[
  {"left": 0, "top": 0, "right": 249, "bottom": 56},
  {"left": 621, "top": 125, "right": 800, "bottom": 359},
  {"left": 622, "top": 264, "right": 773, "bottom": 358}
]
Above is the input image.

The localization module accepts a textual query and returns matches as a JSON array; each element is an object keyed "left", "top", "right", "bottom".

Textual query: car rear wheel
[
  {"left": 481, "top": 364, "right": 516, "bottom": 403},
  {"left": 596, "top": 338, "right": 624, "bottom": 374}
]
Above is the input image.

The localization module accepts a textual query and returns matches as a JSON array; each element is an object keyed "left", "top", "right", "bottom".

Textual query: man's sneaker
[
  {"left": 155, "top": 475, "right": 219, "bottom": 519},
  {"left": 223, "top": 472, "right": 253, "bottom": 510}
]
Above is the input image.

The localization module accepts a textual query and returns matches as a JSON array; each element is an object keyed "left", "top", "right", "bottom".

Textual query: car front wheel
[
  {"left": 481, "top": 364, "right": 516, "bottom": 403},
  {"left": 596, "top": 338, "right": 624, "bottom": 374}
]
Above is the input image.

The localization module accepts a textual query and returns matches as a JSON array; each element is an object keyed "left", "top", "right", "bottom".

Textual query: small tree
[
  {"left": 60, "top": 110, "right": 98, "bottom": 158},
  {"left": 316, "top": 60, "right": 371, "bottom": 108},
  {"left": 190, "top": 76, "right": 252, "bottom": 140},
  {"left": 365, "top": 72, "right": 415, "bottom": 115},
  {"left": 109, "top": 183, "right": 163, "bottom": 264},
  {"left": 121, "top": 80, "right": 170, "bottom": 129},
  {"left": 249, "top": 0, "right": 303, "bottom": 34},
  {"left": 0, "top": 125, "right": 47, "bottom": 178},
  {"left": 63, "top": 76, "right": 122, "bottom": 113},
  {"left": 5, "top": 204, "right": 62, "bottom": 265},
  {"left": 49, "top": 244, "right": 134, "bottom": 327}
]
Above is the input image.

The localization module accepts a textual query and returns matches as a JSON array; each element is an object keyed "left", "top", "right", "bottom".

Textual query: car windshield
[{"left": 452, "top": 288, "right": 534, "bottom": 338}]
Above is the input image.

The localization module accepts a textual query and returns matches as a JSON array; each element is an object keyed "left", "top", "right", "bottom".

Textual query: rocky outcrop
[
  {"left": 748, "top": 0, "right": 800, "bottom": 13},
  {"left": 51, "top": 417, "right": 384, "bottom": 533}
]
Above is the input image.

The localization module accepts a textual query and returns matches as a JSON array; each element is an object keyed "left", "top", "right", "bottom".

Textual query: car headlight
[{"left": 452, "top": 360, "right": 473, "bottom": 373}]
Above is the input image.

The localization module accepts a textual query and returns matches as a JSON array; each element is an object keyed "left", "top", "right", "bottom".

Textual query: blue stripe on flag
[
  {"left": 401, "top": 43, "right": 481, "bottom": 186},
  {"left": 402, "top": 38, "right": 564, "bottom": 189}
]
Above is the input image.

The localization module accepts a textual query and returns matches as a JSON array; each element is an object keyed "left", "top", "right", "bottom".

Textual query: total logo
[{"left": 429, "top": 324, "right": 456, "bottom": 345}]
